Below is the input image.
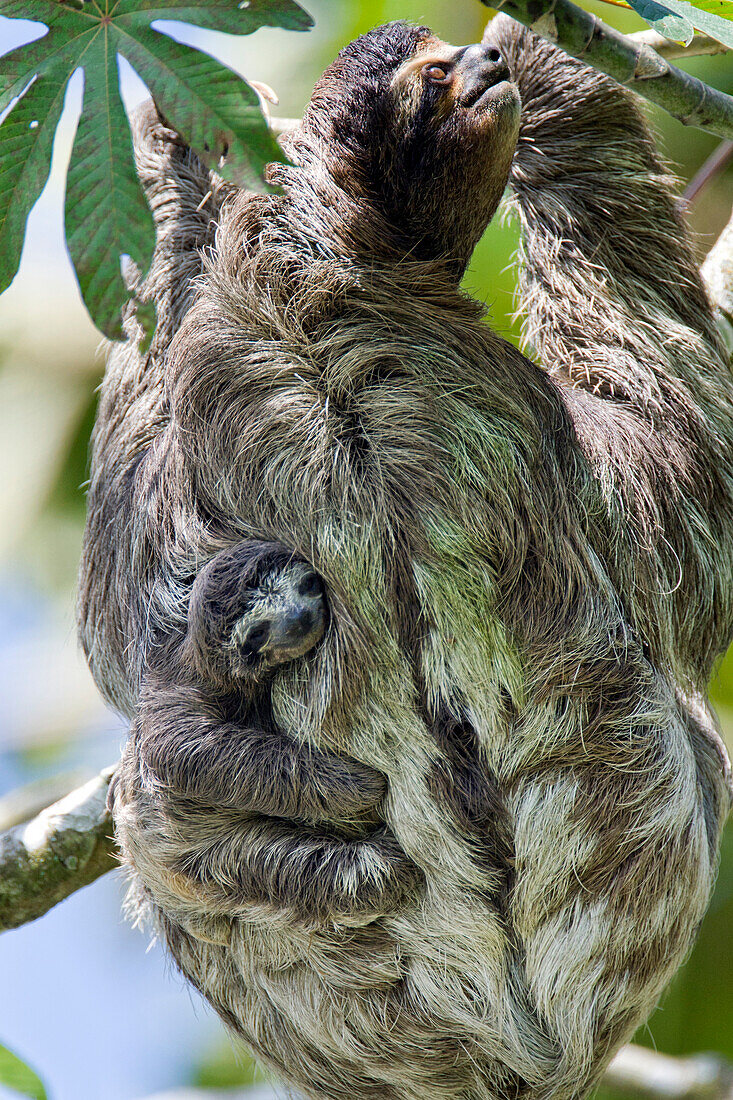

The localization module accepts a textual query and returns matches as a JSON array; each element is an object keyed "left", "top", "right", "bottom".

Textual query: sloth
[
  {"left": 186, "top": 541, "right": 330, "bottom": 682},
  {"left": 79, "top": 14, "right": 733, "bottom": 1100},
  {"left": 121, "top": 539, "right": 418, "bottom": 925}
]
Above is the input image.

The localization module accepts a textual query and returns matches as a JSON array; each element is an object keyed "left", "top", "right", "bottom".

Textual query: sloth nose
[
  {"left": 284, "top": 607, "right": 314, "bottom": 638},
  {"left": 454, "top": 44, "right": 510, "bottom": 107}
]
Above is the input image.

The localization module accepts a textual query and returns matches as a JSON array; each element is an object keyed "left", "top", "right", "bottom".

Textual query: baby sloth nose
[
  {"left": 455, "top": 44, "right": 509, "bottom": 108},
  {"left": 284, "top": 606, "right": 313, "bottom": 639}
]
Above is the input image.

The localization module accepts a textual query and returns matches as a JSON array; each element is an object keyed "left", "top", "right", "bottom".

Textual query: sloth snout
[{"left": 283, "top": 606, "right": 314, "bottom": 639}]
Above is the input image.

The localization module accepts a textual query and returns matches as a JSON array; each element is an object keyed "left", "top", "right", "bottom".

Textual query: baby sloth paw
[
  {"left": 289, "top": 749, "right": 389, "bottom": 825},
  {"left": 165, "top": 816, "right": 423, "bottom": 923},
  {"left": 322, "top": 826, "right": 424, "bottom": 917},
  {"left": 263, "top": 823, "right": 424, "bottom": 921}
]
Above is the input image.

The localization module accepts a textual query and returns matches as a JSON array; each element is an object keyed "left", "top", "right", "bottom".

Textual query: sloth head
[
  {"left": 293, "top": 21, "right": 521, "bottom": 275},
  {"left": 184, "top": 542, "right": 328, "bottom": 687}
]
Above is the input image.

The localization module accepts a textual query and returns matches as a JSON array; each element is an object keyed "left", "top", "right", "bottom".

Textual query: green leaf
[
  {"left": 648, "top": 0, "right": 733, "bottom": 44},
  {"left": 65, "top": 43, "right": 156, "bottom": 338},
  {"left": 625, "top": 0, "right": 733, "bottom": 44},
  {"left": 113, "top": 0, "right": 313, "bottom": 35},
  {"left": 0, "top": 0, "right": 313, "bottom": 338},
  {"left": 0, "top": 59, "right": 70, "bottom": 293},
  {"left": 0, "top": 1043, "right": 47, "bottom": 1100},
  {"left": 624, "top": 0, "right": 695, "bottom": 43},
  {"left": 115, "top": 25, "right": 284, "bottom": 191}
]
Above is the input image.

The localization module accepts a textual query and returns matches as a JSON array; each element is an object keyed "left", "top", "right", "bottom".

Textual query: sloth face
[
  {"left": 301, "top": 22, "right": 521, "bottom": 272},
  {"left": 225, "top": 562, "right": 328, "bottom": 679}
]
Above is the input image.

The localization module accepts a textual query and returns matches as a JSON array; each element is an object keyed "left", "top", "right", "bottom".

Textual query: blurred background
[{"left": 0, "top": 1, "right": 731, "bottom": 1097}]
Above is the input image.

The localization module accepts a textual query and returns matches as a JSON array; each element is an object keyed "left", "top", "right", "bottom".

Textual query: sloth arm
[
  {"left": 484, "top": 15, "right": 733, "bottom": 683},
  {"left": 78, "top": 101, "right": 227, "bottom": 713},
  {"left": 138, "top": 677, "right": 388, "bottom": 825},
  {"left": 123, "top": 680, "right": 420, "bottom": 918}
]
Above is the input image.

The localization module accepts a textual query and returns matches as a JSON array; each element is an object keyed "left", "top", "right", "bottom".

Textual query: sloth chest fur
[
  {"left": 203, "top": 346, "right": 573, "bottom": 769},
  {"left": 219, "top": 346, "right": 547, "bottom": 577},
  {"left": 220, "top": 350, "right": 530, "bottom": 573}
]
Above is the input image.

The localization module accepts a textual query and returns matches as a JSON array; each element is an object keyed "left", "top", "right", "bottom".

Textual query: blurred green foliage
[
  {"left": 643, "top": 822, "right": 733, "bottom": 1059},
  {"left": 191, "top": 1042, "right": 263, "bottom": 1088},
  {"left": 0, "top": 1043, "right": 47, "bottom": 1100}
]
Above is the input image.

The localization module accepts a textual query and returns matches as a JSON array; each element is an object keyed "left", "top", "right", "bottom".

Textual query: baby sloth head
[{"left": 185, "top": 542, "right": 328, "bottom": 687}]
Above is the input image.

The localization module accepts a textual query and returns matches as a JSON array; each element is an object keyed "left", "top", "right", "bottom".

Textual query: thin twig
[
  {"left": 627, "top": 30, "right": 729, "bottom": 60},
  {"left": 487, "top": 0, "right": 733, "bottom": 140},
  {"left": 684, "top": 141, "right": 733, "bottom": 203}
]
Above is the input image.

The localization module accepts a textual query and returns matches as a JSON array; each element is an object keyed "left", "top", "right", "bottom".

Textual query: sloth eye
[
  {"left": 245, "top": 622, "right": 270, "bottom": 648},
  {"left": 298, "top": 573, "right": 324, "bottom": 598},
  {"left": 423, "top": 64, "right": 451, "bottom": 85}
]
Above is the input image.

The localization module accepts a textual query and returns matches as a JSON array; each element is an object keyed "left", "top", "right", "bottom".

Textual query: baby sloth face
[
  {"left": 226, "top": 561, "right": 328, "bottom": 678},
  {"left": 186, "top": 544, "right": 329, "bottom": 686}
]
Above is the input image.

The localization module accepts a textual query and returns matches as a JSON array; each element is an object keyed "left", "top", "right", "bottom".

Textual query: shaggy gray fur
[{"left": 79, "top": 16, "right": 733, "bottom": 1100}]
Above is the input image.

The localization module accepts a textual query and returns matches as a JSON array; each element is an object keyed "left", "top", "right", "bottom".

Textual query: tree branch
[
  {"left": 683, "top": 141, "right": 733, "bottom": 204},
  {"left": 604, "top": 1044, "right": 733, "bottom": 1099},
  {"left": 487, "top": 0, "right": 733, "bottom": 140},
  {"left": 0, "top": 767, "right": 118, "bottom": 932}
]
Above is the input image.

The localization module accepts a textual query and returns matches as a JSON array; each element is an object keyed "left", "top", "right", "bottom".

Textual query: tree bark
[{"left": 0, "top": 767, "right": 117, "bottom": 932}]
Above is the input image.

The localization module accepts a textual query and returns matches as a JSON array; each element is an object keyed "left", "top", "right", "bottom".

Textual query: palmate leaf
[
  {"left": 0, "top": 0, "right": 312, "bottom": 338},
  {"left": 624, "top": 0, "right": 696, "bottom": 41},
  {"left": 624, "top": 0, "right": 733, "bottom": 44}
]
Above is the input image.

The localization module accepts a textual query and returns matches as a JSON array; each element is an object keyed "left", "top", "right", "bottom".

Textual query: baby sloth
[
  {"left": 186, "top": 542, "right": 328, "bottom": 686},
  {"left": 121, "top": 541, "right": 419, "bottom": 921}
]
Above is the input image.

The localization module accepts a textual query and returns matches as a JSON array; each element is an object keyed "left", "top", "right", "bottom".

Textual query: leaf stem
[{"left": 627, "top": 29, "right": 729, "bottom": 60}]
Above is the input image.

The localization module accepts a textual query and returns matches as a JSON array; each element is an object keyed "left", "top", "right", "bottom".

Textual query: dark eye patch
[
  {"left": 246, "top": 622, "right": 270, "bottom": 648},
  {"left": 298, "top": 573, "right": 325, "bottom": 598}
]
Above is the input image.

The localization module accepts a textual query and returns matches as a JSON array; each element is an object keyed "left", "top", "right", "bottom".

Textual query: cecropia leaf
[{"left": 0, "top": 0, "right": 312, "bottom": 336}]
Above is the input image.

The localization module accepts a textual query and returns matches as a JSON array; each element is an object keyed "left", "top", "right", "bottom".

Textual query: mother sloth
[{"left": 79, "top": 15, "right": 733, "bottom": 1100}]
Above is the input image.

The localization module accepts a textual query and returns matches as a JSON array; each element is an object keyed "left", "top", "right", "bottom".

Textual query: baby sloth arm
[
  {"left": 137, "top": 679, "right": 386, "bottom": 825},
  {"left": 142, "top": 539, "right": 389, "bottom": 823},
  {"left": 128, "top": 678, "right": 419, "bottom": 921},
  {"left": 112, "top": 750, "right": 419, "bottom": 922},
  {"left": 122, "top": 540, "right": 421, "bottom": 918}
]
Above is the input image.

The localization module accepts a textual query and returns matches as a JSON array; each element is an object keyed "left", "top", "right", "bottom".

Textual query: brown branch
[
  {"left": 0, "top": 767, "right": 118, "bottom": 932},
  {"left": 684, "top": 141, "right": 733, "bottom": 204}
]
